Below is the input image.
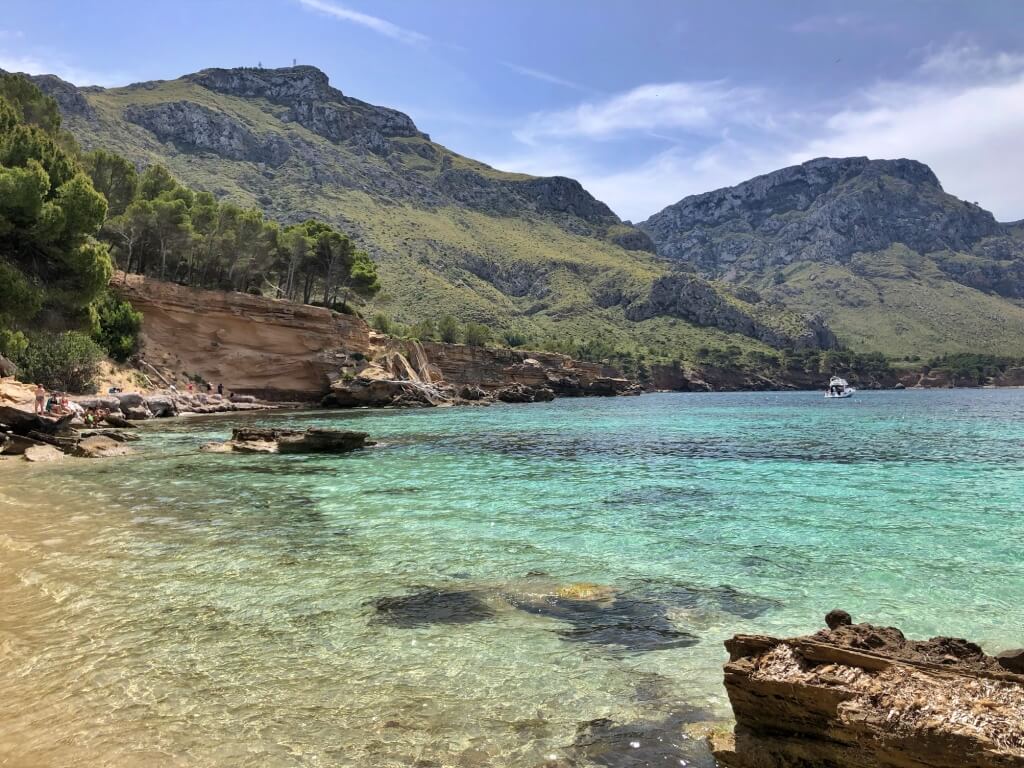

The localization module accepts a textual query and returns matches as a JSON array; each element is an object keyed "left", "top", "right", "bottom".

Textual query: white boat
[{"left": 825, "top": 376, "right": 856, "bottom": 399}]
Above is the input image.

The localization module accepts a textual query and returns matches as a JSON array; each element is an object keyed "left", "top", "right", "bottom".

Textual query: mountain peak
[
  {"left": 640, "top": 155, "right": 1003, "bottom": 272},
  {"left": 186, "top": 65, "right": 337, "bottom": 103}
]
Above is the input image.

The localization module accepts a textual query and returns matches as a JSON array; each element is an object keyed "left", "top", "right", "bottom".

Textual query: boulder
[
  {"left": 205, "top": 427, "right": 374, "bottom": 455},
  {"left": 0, "top": 433, "right": 47, "bottom": 455},
  {"left": 458, "top": 384, "right": 488, "bottom": 402},
  {"left": 496, "top": 383, "right": 555, "bottom": 403},
  {"left": 323, "top": 376, "right": 449, "bottom": 408},
  {"left": 0, "top": 405, "right": 74, "bottom": 435},
  {"left": 277, "top": 428, "right": 371, "bottom": 454},
  {"left": 23, "top": 444, "right": 65, "bottom": 462},
  {"left": 115, "top": 392, "right": 146, "bottom": 410},
  {"left": 997, "top": 648, "right": 1024, "bottom": 674},
  {"left": 102, "top": 413, "right": 137, "bottom": 428},
  {"left": 825, "top": 608, "right": 853, "bottom": 629},
  {"left": 74, "top": 395, "right": 121, "bottom": 411},
  {"left": 123, "top": 404, "right": 153, "bottom": 420},
  {"left": 75, "top": 435, "right": 133, "bottom": 458},
  {"left": 230, "top": 394, "right": 256, "bottom": 403},
  {"left": 0, "top": 355, "right": 17, "bottom": 377},
  {"left": 144, "top": 394, "right": 178, "bottom": 417}
]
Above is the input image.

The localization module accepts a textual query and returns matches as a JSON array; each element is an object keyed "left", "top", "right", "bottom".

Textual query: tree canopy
[{"left": 0, "top": 73, "right": 112, "bottom": 357}]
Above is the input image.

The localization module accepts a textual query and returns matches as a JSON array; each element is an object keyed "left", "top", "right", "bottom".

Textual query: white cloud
[
  {"left": 297, "top": 0, "right": 428, "bottom": 45},
  {"left": 496, "top": 43, "right": 1024, "bottom": 222},
  {"left": 501, "top": 61, "right": 594, "bottom": 93},
  {"left": 515, "top": 80, "right": 763, "bottom": 145},
  {"left": 0, "top": 52, "right": 131, "bottom": 87},
  {"left": 791, "top": 45, "right": 1024, "bottom": 220}
]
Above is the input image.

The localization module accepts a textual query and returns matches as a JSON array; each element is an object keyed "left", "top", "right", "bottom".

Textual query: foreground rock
[
  {"left": 202, "top": 427, "right": 374, "bottom": 454},
  {"left": 714, "top": 614, "right": 1024, "bottom": 768}
]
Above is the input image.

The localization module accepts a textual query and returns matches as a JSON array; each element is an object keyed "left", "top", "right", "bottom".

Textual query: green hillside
[{"left": 18, "top": 66, "right": 826, "bottom": 366}]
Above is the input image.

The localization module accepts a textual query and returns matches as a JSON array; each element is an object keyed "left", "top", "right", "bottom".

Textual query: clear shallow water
[{"left": 1, "top": 390, "right": 1022, "bottom": 767}]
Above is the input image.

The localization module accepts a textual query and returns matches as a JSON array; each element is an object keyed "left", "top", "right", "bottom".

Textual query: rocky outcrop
[
  {"left": 627, "top": 272, "right": 837, "bottom": 350},
  {"left": 114, "top": 273, "right": 371, "bottom": 400},
  {"left": 187, "top": 66, "right": 425, "bottom": 153},
  {"left": 202, "top": 426, "right": 373, "bottom": 454},
  {"left": 124, "top": 101, "right": 291, "bottom": 165},
  {"left": 714, "top": 616, "right": 1024, "bottom": 768},
  {"left": 25, "top": 73, "right": 96, "bottom": 118}
]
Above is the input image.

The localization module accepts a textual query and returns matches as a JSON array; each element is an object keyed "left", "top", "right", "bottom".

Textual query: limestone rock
[
  {"left": 75, "top": 435, "right": 133, "bottom": 458},
  {"left": 23, "top": 444, "right": 65, "bottom": 462},
  {"left": 144, "top": 394, "right": 178, "bottom": 417},
  {"left": 206, "top": 426, "right": 373, "bottom": 455},
  {"left": 715, "top": 622, "right": 1024, "bottom": 768},
  {"left": 123, "top": 405, "right": 153, "bottom": 420},
  {"left": 124, "top": 101, "right": 291, "bottom": 165}
]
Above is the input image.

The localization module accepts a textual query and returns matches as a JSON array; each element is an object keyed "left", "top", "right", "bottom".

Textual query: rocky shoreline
[{"left": 714, "top": 613, "right": 1024, "bottom": 767}]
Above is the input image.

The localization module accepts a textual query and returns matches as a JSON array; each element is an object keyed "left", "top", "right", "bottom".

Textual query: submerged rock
[
  {"left": 569, "top": 712, "right": 716, "bottom": 768},
  {"left": 507, "top": 588, "right": 699, "bottom": 653},
  {"left": 371, "top": 588, "right": 495, "bottom": 628}
]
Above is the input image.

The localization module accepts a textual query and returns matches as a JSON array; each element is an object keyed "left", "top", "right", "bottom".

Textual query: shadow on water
[{"left": 370, "top": 588, "right": 496, "bottom": 628}]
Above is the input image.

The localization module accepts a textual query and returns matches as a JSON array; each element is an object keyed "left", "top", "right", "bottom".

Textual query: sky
[{"left": 3, "top": 1, "right": 1024, "bottom": 222}]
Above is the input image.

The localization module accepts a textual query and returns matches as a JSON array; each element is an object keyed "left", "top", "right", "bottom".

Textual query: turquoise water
[{"left": 1, "top": 390, "right": 1022, "bottom": 767}]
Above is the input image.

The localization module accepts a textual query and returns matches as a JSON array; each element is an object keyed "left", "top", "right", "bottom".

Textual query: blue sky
[{"left": 3, "top": 1, "right": 1024, "bottom": 221}]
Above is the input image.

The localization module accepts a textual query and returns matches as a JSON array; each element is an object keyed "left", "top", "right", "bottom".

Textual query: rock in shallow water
[
  {"left": 507, "top": 591, "right": 699, "bottom": 653},
  {"left": 371, "top": 589, "right": 495, "bottom": 628},
  {"left": 569, "top": 712, "right": 717, "bottom": 768}
]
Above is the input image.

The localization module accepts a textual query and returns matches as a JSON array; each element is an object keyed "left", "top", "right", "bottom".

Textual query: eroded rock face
[
  {"left": 626, "top": 272, "right": 836, "bottom": 350},
  {"left": 187, "top": 65, "right": 425, "bottom": 152},
  {"left": 124, "top": 101, "right": 291, "bottom": 165},
  {"left": 715, "top": 617, "right": 1024, "bottom": 768}
]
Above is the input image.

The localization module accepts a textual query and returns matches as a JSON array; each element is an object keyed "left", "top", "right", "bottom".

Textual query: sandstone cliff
[
  {"left": 113, "top": 273, "right": 372, "bottom": 400},
  {"left": 114, "top": 275, "right": 637, "bottom": 403}
]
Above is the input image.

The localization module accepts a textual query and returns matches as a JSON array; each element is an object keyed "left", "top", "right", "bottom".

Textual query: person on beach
[
  {"left": 34, "top": 384, "right": 45, "bottom": 415},
  {"left": 217, "top": 383, "right": 223, "bottom": 396},
  {"left": 188, "top": 382, "right": 194, "bottom": 395}
]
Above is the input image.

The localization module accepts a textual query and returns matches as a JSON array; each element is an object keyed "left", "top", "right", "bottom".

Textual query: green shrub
[
  {"left": 371, "top": 313, "right": 392, "bottom": 334},
  {"left": 437, "top": 315, "right": 460, "bottom": 344},
  {"left": 502, "top": 330, "right": 528, "bottom": 348},
  {"left": 92, "top": 292, "right": 142, "bottom": 362},
  {"left": 463, "top": 322, "right": 491, "bottom": 347},
  {"left": 13, "top": 332, "right": 105, "bottom": 392}
]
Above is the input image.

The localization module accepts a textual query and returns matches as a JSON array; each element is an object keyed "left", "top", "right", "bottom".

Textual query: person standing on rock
[
  {"left": 34, "top": 384, "right": 45, "bottom": 415},
  {"left": 217, "top": 383, "right": 224, "bottom": 396}
]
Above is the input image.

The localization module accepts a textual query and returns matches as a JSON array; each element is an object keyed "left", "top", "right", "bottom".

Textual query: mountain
[
  {"left": 15, "top": 65, "right": 831, "bottom": 364},
  {"left": 640, "top": 157, "right": 1024, "bottom": 358}
]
